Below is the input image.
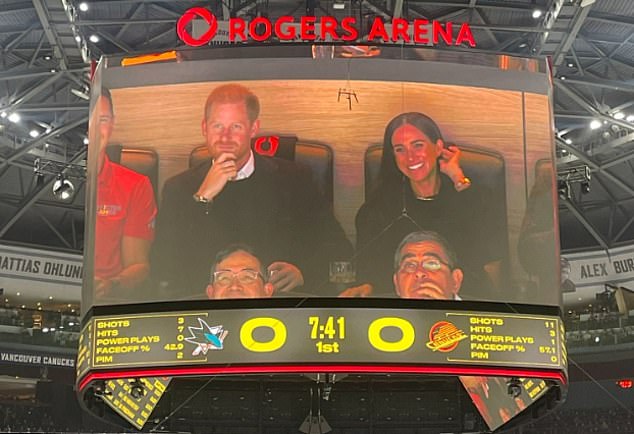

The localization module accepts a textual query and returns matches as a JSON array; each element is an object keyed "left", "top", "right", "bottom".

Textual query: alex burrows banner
[
  {"left": 0, "top": 243, "right": 82, "bottom": 303},
  {"left": 562, "top": 244, "right": 634, "bottom": 304}
]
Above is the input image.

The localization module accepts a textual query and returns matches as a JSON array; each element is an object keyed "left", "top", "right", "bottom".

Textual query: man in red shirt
[{"left": 94, "top": 89, "right": 157, "bottom": 300}]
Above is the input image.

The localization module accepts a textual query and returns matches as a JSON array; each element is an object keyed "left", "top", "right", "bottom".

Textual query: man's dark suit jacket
[{"left": 151, "top": 153, "right": 352, "bottom": 299}]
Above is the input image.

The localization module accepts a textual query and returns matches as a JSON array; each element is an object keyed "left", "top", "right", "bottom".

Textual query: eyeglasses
[
  {"left": 399, "top": 258, "right": 450, "bottom": 273},
  {"left": 212, "top": 269, "right": 263, "bottom": 287}
]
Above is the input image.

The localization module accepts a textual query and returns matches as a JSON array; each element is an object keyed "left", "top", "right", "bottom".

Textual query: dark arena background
[{"left": 1, "top": 1, "right": 634, "bottom": 434}]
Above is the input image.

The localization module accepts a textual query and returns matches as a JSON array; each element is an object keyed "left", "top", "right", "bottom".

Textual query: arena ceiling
[{"left": 0, "top": 0, "right": 633, "bottom": 255}]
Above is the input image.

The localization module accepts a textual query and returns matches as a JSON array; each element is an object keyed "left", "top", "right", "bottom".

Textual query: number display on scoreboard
[{"left": 78, "top": 308, "right": 566, "bottom": 378}]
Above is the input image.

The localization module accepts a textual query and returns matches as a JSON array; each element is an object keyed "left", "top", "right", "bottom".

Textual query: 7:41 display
[{"left": 308, "top": 316, "right": 345, "bottom": 353}]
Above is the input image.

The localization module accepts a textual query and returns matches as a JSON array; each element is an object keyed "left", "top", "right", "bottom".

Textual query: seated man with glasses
[
  {"left": 206, "top": 244, "right": 274, "bottom": 299},
  {"left": 393, "top": 231, "right": 463, "bottom": 300}
]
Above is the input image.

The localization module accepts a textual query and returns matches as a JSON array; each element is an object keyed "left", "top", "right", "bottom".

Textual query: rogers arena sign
[{"left": 177, "top": 7, "right": 476, "bottom": 47}]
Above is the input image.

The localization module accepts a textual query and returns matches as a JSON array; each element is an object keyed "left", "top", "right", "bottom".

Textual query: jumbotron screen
[
  {"left": 85, "top": 45, "right": 558, "bottom": 308},
  {"left": 80, "top": 45, "right": 563, "bottom": 431}
]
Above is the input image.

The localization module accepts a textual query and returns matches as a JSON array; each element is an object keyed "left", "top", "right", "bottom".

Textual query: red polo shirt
[{"left": 95, "top": 157, "right": 156, "bottom": 280}]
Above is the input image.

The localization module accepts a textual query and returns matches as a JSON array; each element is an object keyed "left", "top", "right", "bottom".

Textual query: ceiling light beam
[
  {"left": 36, "top": 211, "right": 73, "bottom": 249},
  {"left": 561, "top": 198, "right": 610, "bottom": 250},
  {"left": 0, "top": 116, "right": 88, "bottom": 177},
  {"left": 557, "top": 138, "right": 634, "bottom": 198},
  {"left": 551, "top": 3, "right": 592, "bottom": 71},
  {"left": 8, "top": 73, "right": 64, "bottom": 111},
  {"left": 31, "top": 0, "right": 69, "bottom": 70},
  {"left": 2, "top": 23, "right": 40, "bottom": 55},
  {"left": 115, "top": 2, "right": 146, "bottom": 39},
  {"left": 555, "top": 82, "right": 634, "bottom": 131},
  {"left": 0, "top": 149, "right": 86, "bottom": 238}
]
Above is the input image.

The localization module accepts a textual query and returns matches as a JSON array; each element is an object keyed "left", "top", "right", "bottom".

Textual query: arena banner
[
  {"left": 178, "top": 7, "right": 476, "bottom": 46},
  {"left": 0, "top": 243, "right": 82, "bottom": 304},
  {"left": 562, "top": 244, "right": 634, "bottom": 306},
  {"left": 0, "top": 348, "right": 75, "bottom": 369}
]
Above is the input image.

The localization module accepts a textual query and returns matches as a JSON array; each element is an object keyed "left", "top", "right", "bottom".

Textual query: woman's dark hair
[{"left": 378, "top": 112, "right": 444, "bottom": 188}]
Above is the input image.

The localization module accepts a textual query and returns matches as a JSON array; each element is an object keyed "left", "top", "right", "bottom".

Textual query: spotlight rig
[
  {"left": 33, "top": 158, "right": 86, "bottom": 202},
  {"left": 557, "top": 164, "right": 591, "bottom": 200}
]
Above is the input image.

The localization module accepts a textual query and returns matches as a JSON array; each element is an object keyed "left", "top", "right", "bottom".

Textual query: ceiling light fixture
[
  {"left": 532, "top": 9, "right": 543, "bottom": 18},
  {"left": 565, "top": 138, "right": 572, "bottom": 145},
  {"left": 29, "top": 129, "right": 40, "bottom": 138},
  {"left": 557, "top": 180, "right": 570, "bottom": 200},
  {"left": 83, "top": 137, "right": 89, "bottom": 145},
  {"left": 89, "top": 34, "right": 99, "bottom": 43},
  {"left": 79, "top": 2, "right": 89, "bottom": 12},
  {"left": 34, "top": 159, "right": 85, "bottom": 183},
  {"left": 52, "top": 174, "right": 76, "bottom": 202},
  {"left": 74, "top": 35, "right": 81, "bottom": 43},
  {"left": 581, "top": 181, "right": 591, "bottom": 194},
  {"left": 0, "top": 111, "right": 6, "bottom": 118},
  {"left": 589, "top": 119, "right": 601, "bottom": 130},
  {"left": 626, "top": 115, "right": 634, "bottom": 123},
  {"left": 613, "top": 112, "right": 625, "bottom": 120},
  {"left": 71, "top": 88, "right": 90, "bottom": 100},
  {"left": 7, "top": 113, "right": 20, "bottom": 123}
]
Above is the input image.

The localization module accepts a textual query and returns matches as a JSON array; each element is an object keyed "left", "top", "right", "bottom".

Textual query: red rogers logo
[
  {"left": 176, "top": 7, "right": 476, "bottom": 47},
  {"left": 177, "top": 7, "right": 218, "bottom": 46}
]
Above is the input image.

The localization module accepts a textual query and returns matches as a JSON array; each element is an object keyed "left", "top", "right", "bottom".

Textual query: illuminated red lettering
[
  {"left": 275, "top": 16, "right": 296, "bottom": 40},
  {"left": 367, "top": 17, "right": 388, "bottom": 42},
  {"left": 250, "top": 17, "right": 272, "bottom": 41},
  {"left": 301, "top": 16, "right": 317, "bottom": 40},
  {"left": 391, "top": 18, "right": 410, "bottom": 43},
  {"left": 456, "top": 22, "right": 476, "bottom": 47},
  {"left": 253, "top": 136, "right": 280, "bottom": 157},
  {"left": 432, "top": 20, "right": 452, "bottom": 45},
  {"left": 320, "top": 16, "right": 339, "bottom": 40},
  {"left": 176, "top": 8, "right": 476, "bottom": 47},
  {"left": 176, "top": 7, "right": 217, "bottom": 46},
  {"left": 413, "top": 19, "right": 429, "bottom": 44},
  {"left": 340, "top": 17, "right": 358, "bottom": 41},
  {"left": 229, "top": 18, "right": 247, "bottom": 41}
]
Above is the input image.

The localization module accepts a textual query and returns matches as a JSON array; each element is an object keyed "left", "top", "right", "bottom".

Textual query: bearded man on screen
[{"left": 151, "top": 84, "right": 351, "bottom": 299}]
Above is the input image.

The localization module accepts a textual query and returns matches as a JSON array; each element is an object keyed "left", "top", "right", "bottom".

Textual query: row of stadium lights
[
  {"left": 5, "top": 292, "right": 77, "bottom": 314},
  {"left": 558, "top": 111, "right": 634, "bottom": 149},
  {"left": 0, "top": 111, "right": 89, "bottom": 146},
  {"left": 71, "top": 3, "right": 99, "bottom": 50}
]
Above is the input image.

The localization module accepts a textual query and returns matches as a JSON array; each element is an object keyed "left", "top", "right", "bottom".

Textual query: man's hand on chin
[
  {"left": 196, "top": 153, "right": 237, "bottom": 201},
  {"left": 267, "top": 262, "right": 304, "bottom": 293}
]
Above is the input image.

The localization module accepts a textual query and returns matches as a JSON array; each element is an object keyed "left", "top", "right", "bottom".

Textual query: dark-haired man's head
[
  {"left": 206, "top": 244, "right": 273, "bottom": 299},
  {"left": 393, "top": 231, "right": 463, "bottom": 300}
]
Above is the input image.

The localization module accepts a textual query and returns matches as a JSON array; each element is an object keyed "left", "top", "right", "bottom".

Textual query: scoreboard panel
[{"left": 77, "top": 305, "right": 566, "bottom": 387}]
